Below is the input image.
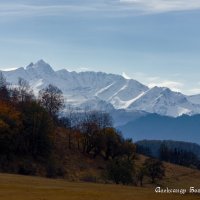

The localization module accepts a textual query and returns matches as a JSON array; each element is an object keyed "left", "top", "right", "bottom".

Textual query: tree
[
  {"left": 121, "top": 139, "right": 136, "bottom": 160},
  {"left": 136, "top": 167, "right": 146, "bottom": 187},
  {"left": 20, "top": 101, "right": 54, "bottom": 159},
  {"left": 143, "top": 158, "right": 165, "bottom": 183},
  {"left": 39, "top": 84, "right": 64, "bottom": 118},
  {"left": 136, "top": 144, "right": 152, "bottom": 157},
  {"left": 0, "top": 101, "right": 22, "bottom": 158},
  {"left": 160, "top": 146, "right": 200, "bottom": 168},
  {"left": 104, "top": 128, "right": 122, "bottom": 160},
  {"left": 0, "top": 72, "right": 9, "bottom": 102},
  {"left": 61, "top": 106, "right": 78, "bottom": 149},
  {"left": 0, "top": 72, "right": 6, "bottom": 88},
  {"left": 159, "top": 143, "right": 170, "bottom": 162},
  {"left": 106, "top": 156, "right": 135, "bottom": 185},
  {"left": 17, "top": 78, "right": 34, "bottom": 103}
]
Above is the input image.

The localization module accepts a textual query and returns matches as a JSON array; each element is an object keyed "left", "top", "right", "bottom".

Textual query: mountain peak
[
  {"left": 34, "top": 59, "right": 51, "bottom": 69},
  {"left": 35, "top": 59, "right": 48, "bottom": 66},
  {"left": 26, "top": 62, "right": 34, "bottom": 69},
  {"left": 26, "top": 60, "right": 55, "bottom": 74},
  {"left": 2, "top": 60, "right": 200, "bottom": 118}
]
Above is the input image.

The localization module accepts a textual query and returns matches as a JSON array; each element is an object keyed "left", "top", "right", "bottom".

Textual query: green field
[{"left": 0, "top": 173, "right": 200, "bottom": 200}]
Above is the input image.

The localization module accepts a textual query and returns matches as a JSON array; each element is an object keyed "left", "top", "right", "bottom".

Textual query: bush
[
  {"left": 46, "top": 159, "right": 65, "bottom": 178},
  {"left": 18, "top": 161, "right": 37, "bottom": 176}
]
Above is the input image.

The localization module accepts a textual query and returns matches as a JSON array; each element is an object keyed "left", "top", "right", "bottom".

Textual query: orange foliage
[{"left": 0, "top": 101, "right": 22, "bottom": 133}]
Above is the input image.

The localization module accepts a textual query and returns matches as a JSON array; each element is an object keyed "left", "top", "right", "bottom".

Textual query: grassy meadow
[
  {"left": 1, "top": 156, "right": 200, "bottom": 200},
  {"left": 0, "top": 172, "right": 200, "bottom": 200}
]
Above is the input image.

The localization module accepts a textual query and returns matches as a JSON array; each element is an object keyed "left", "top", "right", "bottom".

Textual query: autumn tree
[
  {"left": 39, "top": 84, "right": 64, "bottom": 118},
  {"left": 16, "top": 78, "right": 34, "bottom": 103},
  {"left": 0, "top": 101, "right": 22, "bottom": 159},
  {"left": 20, "top": 101, "right": 54, "bottom": 159},
  {"left": 120, "top": 139, "right": 136, "bottom": 160},
  {"left": 103, "top": 128, "right": 123, "bottom": 160},
  {"left": 143, "top": 158, "right": 165, "bottom": 183},
  {"left": 106, "top": 156, "right": 135, "bottom": 185},
  {"left": 136, "top": 167, "right": 146, "bottom": 187}
]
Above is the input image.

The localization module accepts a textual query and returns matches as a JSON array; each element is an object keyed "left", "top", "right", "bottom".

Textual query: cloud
[
  {"left": 0, "top": 4, "right": 95, "bottom": 17},
  {"left": 120, "top": 0, "right": 200, "bottom": 13},
  {"left": 130, "top": 72, "right": 184, "bottom": 92},
  {"left": 0, "top": 1, "right": 120, "bottom": 18},
  {"left": 132, "top": 72, "right": 160, "bottom": 83},
  {"left": 0, "top": 1, "right": 124, "bottom": 18},
  {"left": 187, "top": 88, "right": 200, "bottom": 95},
  {"left": 122, "top": 72, "right": 131, "bottom": 79},
  {"left": 1, "top": 0, "right": 200, "bottom": 18},
  {"left": 148, "top": 80, "right": 184, "bottom": 92}
]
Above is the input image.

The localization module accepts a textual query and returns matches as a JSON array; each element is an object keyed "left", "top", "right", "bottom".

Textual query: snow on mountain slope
[
  {"left": 1, "top": 60, "right": 200, "bottom": 117},
  {"left": 1, "top": 60, "right": 148, "bottom": 110},
  {"left": 127, "top": 86, "right": 200, "bottom": 117},
  {"left": 188, "top": 94, "right": 200, "bottom": 105},
  {"left": 78, "top": 97, "right": 115, "bottom": 112}
]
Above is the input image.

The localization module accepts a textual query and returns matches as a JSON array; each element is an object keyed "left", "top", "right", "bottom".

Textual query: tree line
[
  {"left": 159, "top": 144, "right": 200, "bottom": 169},
  {"left": 136, "top": 141, "right": 200, "bottom": 169}
]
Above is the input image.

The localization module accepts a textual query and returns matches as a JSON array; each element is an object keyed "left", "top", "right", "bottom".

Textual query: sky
[{"left": 0, "top": 0, "right": 200, "bottom": 95}]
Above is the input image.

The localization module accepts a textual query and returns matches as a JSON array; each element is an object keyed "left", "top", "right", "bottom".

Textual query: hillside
[
  {"left": 1, "top": 157, "right": 200, "bottom": 200},
  {"left": 136, "top": 155, "right": 200, "bottom": 189}
]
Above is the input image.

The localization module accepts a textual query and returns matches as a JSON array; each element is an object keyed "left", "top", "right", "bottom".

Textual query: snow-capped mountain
[
  {"left": 127, "top": 86, "right": 200, "bottom": 116},
  {"left": 1, "top": 60, "right": 200, "bottom": 117},
  {"left": 188, "top": 94, "right": 200, "bottom": 105},
  {"left": 2, "top": 60, "right": 148, "bottom": 110}
]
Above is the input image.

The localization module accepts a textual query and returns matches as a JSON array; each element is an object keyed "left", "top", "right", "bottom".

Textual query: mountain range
[
  {"left": 117, "top": 113, "right": 200, "bottom": 144},
  {"left": 2, "top": 59, "right": 200, "bottom": 117},
  {"left": 2, "top": 60, "right": 200, "bottom": 144}
]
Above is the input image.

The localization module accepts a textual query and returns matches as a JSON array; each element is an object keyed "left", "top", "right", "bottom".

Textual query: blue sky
[{"left": 0, "top": 0, "right": 200, "bottom": 94}]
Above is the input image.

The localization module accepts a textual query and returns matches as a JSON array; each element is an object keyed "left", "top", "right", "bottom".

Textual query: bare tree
[
  {"left": 39, "top": 84, "right": 65, "bottom": 117},
  {"left": 0, "top": 72, "right": 6, "bottom": 88},
  {"left": 0, "top": 72, "right": 9, "bottom": 101},
  {"left": 143, "top": 158, "right": 165, "bottom": 183},
  {"left": 17, "top": 78, "right": 34, "bottom": 103}
]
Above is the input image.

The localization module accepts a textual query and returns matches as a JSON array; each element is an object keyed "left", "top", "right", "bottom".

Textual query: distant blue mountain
[{"left": 117, "top": 114, "right": 200, "bottom": 144}]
